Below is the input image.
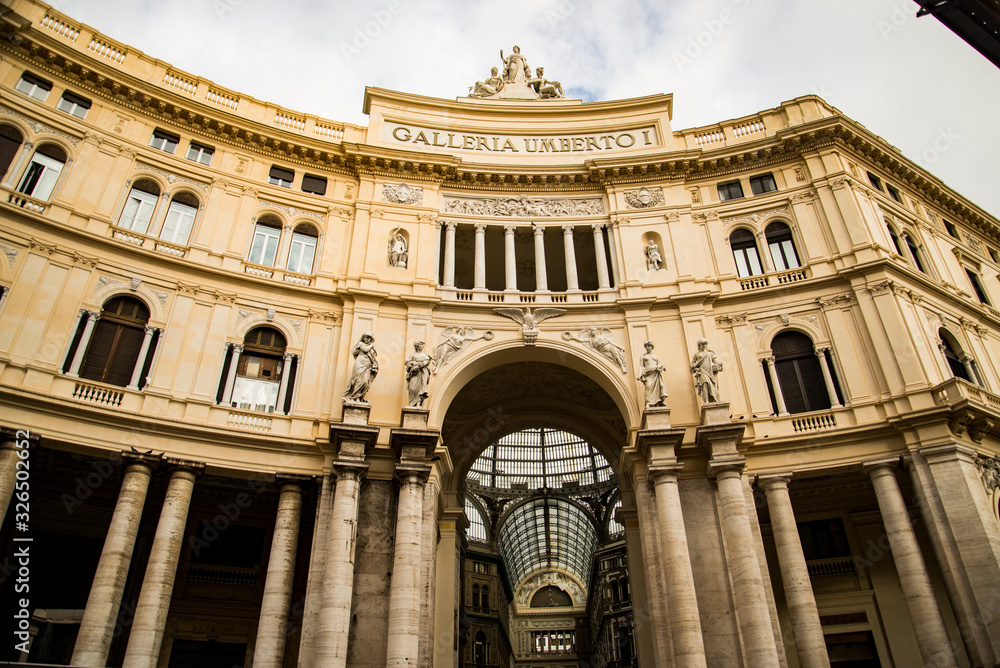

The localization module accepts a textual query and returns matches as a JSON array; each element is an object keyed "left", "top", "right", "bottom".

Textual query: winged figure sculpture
[{"left": 493, "top": 307, "right": 566, "bottom": 345}]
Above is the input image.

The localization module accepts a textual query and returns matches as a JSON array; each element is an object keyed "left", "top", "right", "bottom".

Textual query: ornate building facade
[{"left": 1, "top": 1, "right": 1000, "bottom": 667}]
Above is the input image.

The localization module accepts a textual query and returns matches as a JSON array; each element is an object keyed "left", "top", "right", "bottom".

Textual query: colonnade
[
  {"left": 0, "top": 423, "right": 994, "bottom": 667},
  {"left": 440, "top": 221, "right": 613, "bottom": 292}
]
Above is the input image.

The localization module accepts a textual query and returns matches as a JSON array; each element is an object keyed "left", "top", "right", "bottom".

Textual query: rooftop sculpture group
[{"left": 470, "top": 46, "right": 566, "bottom": 100}]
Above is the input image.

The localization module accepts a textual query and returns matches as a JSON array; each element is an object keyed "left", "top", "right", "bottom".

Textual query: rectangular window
[
  {"left": 866, "top": 171, "right": 883, "bottom": 191},
  {"left": 15, "top": 72, "right": 52, "bottom": 101},
  {"left": 301, "top": 174, "right": 327, "bottom": 196},
  {"left": 717, "top": 180, "right": 744, "bottom": 201},
  {"left": 186, "top": 142, "right": 214, "bottom": 165},
  {"left": 944, "top": 219, "right": 960, "bottom": 238},
  {"left": 149, "top": 129, "right": 180, "bottom": 154},
  {"left": 56, "top": 91, "right": 92, "bottom": 119},
  {"left": 118, "top": 189, "right": 158, "bottom": 234},
  {"left": 886, "top": 184, "right": 902, "bottom": 202},
  {"left": 159, "top": 201, "right": 198, "bottom": 245},
  {"left": 268, "top": 166, "right": 294, "bottom": 188},
  {"left": 286, "top": 232, "right": 317, "bottom": 274},
  {"left": 749, "top": 173, "right": 777, "bottom": 196},
  {"left": 966, "top": 268, "right": 991, "bottom": 305},
  {"left": 248, "top": 223, "right": 281, "bottom": 266},
  {"left": 16, "top": 153, "right": 63, "bottom": 200},
  {"left": 989, "top": 248, "right": 1000, "bottom": 264}
]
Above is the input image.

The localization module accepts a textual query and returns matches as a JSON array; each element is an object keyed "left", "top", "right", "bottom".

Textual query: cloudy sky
[{"left": 49, "top": 0, "right": 1000, "bottom": 217}]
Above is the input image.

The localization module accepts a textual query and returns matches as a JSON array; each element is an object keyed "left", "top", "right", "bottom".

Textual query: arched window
[
  {"left": 730, "top": 229, "right": 763, "bottom": 277},
  {"left": 902, "top": 233, "right": 928, "bottom": 273},
  {"left": 80, "top": 296, "right": 151, "bottom": 387},
  {"left": 159, "top": 191, "right": 199, "bottom": 245},
  {"left": 887, "top": 223, "right": 904, "bottom": 255},
  {"left": 118, "top": 179, "right": 161, "bottom": 234},
  {"left": 286, "top": 224, "right": 318, "bottom": 274},
  {"left": 248, "top": 215, "right": 282, "bottom": 266},
  {"left": 16, "top": 144, "right": 66, "bottom": 200},
  {"left": 233, "top": 327, "right": 287, "bottom": 413},
  {"left": 480, "top": 585, "right": 489, "bottom": 610},
  {"left": 765, "top": 222, "right": 800, "bottom": 271},
  {"left": 474, "top": 631, "right": 488, "bottom": 665},
  {"left": 0, "top": 124, "right": 23, "bottom": 181},
  {"left": 939, "top": 330, "right": 972, "bottom": 382},
  {"left": 472, "top": 584, "right": 480, "bottom": 608},
  {"left": 770, "top": 332, "right": 831, "bottom": 414}
]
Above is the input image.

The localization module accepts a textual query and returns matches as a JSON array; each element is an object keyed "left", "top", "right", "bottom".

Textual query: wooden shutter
[
  {"left": 106, "top": 325, "right": 145, "bottom": 386},
  {"left": 79, "top": 319, "right": 118, "bottom": 382}
]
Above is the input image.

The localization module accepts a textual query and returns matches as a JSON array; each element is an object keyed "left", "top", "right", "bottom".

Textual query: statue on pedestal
[
  {"left": 405, "top": 340, "right": 432, "bottom": 407},
  {"left": 638, "top": 340, "right": 668, "bottom": 407},
  {"left": 344, "top": 332, "right": 378, "bottom": 403},
  {"left": 528, "top": 67, "right": 564, "bottom": 99},
  {"left": 691, "top": 338, "right": 723, "bottom": 404},
  {"left": 500, "top": 45, "right": 530, "bottom": 83},
  {"left": 470, "top": 67, "right": 505, "bottom": 98}
]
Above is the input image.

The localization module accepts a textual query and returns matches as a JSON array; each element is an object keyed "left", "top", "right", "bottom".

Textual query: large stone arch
[{"left": 426, "top": 339, "right": 637, "bottom": 496}]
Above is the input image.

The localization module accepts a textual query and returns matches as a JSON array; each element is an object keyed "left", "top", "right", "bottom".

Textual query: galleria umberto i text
[{"left": 0, "top": 2, "right": 999, "bottom": 667}]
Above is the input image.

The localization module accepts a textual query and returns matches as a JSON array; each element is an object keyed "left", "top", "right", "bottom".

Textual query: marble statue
[
  {"left": 388, "top": 230, "right": 408, "bottom": 268},
  {"left": 500, "top": 45, "right": 530, "bottom": 83},
  {"left": 343, "top": 332, "right": 378, "bottom": 402},
  {"left": 564, "top": 328, "right": 628, "bottom": 373},
  {"left": 493, "top": 306, "right": 566, "bottom": 346},
  {"left": 433, "top": 327, "right": 494, "bottom": 371},
  {"left": 637, "top": 340, "right": 668, "bottom": 407},
  {"left": 645, "top": 239, "right": 662, "bottom": 271},
  {"left": 404, "top": 340, "right": 432, "bottom": 407},
  {"left": 528, "top": 67, "right": 564, "bottom": 99},
  {"left": 470, "top": 67, "right": 505, "bottom": 98},
  {"left": 691, "top": 337, "right": 723, "bottom": 403}
]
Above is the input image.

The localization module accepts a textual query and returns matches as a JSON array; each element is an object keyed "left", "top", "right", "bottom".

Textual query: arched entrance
[{"left": 428, "top": 346, "right": 646, "bottom": 667}]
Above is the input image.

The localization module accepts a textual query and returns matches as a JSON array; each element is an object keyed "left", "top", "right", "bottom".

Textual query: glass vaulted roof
[
  {"left": 497, "top": 496, "right": 599, "bottom": 589},
  {"left": 467, "top": 428, "right": 613, "bottom": 490}
]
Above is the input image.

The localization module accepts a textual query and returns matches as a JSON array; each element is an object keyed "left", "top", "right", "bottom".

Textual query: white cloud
[{"left": 54, "top": 0, "right": 1000, "bottom": 216}]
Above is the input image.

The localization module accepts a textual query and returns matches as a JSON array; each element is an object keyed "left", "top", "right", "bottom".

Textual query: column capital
[
  {"left": 591, "top": 222, "right": 605, "bottom": 232},
  {"left": 474, "top": 222, "right": 487, "bottom": 233},
  {"left": 648, "top": 463, "right": 684, "bottom": 485},
  {"left": 0, "top": 428, "right": 39, "bottom": 450},
  {"left": 88, "top": 310, "right": 102, "bottom": 322},
  {"left": 331, "top": 459, "right": 369, "bottom": 481},
  {"left": 503, "top": 224, "right": 516, "bottom": 234},
  {"left": 532, "top": 223, "right": 544, "bottom": 235},
  {"left": 231, "top": 343, "right": 244, "bottom": 354},
  {"left": 275, "top": 472, "right": 311, "bottom": 489},
  {"left": 758, "top": 473, "right": 793, "bottom": 490},
  {"left": 863, "top": 457, "right": 901, "bottom": 478},
  {"left": 395, "top": 464, "right": 431, "bottom": 487},
  {"left": 763, "top": 355, "right": 775, "bottom": 365},
  {"left": 283, "top": 351, "right": 295, "bottom": 362},
  {"left": 144, "top": 324, "right": 157, "bottom": 335},
  {"left": 814, "top": 347, "right": 829, "bottom": 356},
  {"left": 444, "top": 221, "right": 458, "bottom": 230},
  {"left": 708, "top": 457, "right": 746, "bottom": 479},
  {"left": 562, "top": 224, "right": 575, "bottom": 235},
  {"left": 164, "top": 458, "right": 205, "bottom": 477},
  {"left": 121, "top": 449, "right": 163, "bottom": 470}
]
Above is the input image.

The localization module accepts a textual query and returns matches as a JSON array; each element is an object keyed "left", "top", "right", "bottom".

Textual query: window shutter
[
  {"left": 79, "top": 319, "right": 118, "bottom": 382},
  {"left": 775, "top": 360, "right": 806, "bottom": 414},
  {"left": 106, "top": 325, "right": 145, "bottom": 386}
]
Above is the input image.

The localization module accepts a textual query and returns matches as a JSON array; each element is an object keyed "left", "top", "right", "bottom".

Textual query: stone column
[
  {"left": 253, "top": 480, "right": 303, "bottom": 668},
  {"left": 764, "top": 357, "right": 789, "bottom": 416},
  {"left": 473, "top": 223, "right": 487, "bottom": 290},
  {"left": 220, "top": 344, "right": 242, "bottom": 405},
  {"left": 761, "top": 476, "right": 830, "bottom": 668},
  {"left": 649, "top": 466, "right": 707, "bottom": 668},
  {"left": 315, "top": 463, "right": 367, "bottom": 667},
  {"left": 275, "top": 352, "right": 295, "bottom": 414},
  {"left": 960, "top": 355, "right": 977, "bottom": 385},
  {"left": 592, "top": 223, "right": 611, "bottom": 289},
  {"left": 504, "top": 225, "right": 517, "bottom": 291},
  {"left": 562, "top": 225, "right": 579, "bottom": 291},
  {"left": 756, "top": 231, "right": 775, "bottom": 272},
  {"left": 713, "top": 463, "right": 780, "bottom": 667},
  {"left": 297, "top": 475, "right": 333, "bottom": 668},
  {"left": 67, "top": 310, "right": 99, "bottom": 377},
  {"left": 865, "top": 460, "right": 958, "bottom": 667},
  {"left": 127, "top": 326, "right": 157, "bottom": 391},
  {"left": 442, "top": 221, "right": 457, "bottom": 288},
  {"left": 815, "top": 348, "right": 842, "bottom": 408},
  {"left": 970, "top": 359, "right": 985, "bottom": 387},
  {"left": 121, "top": 462, "right": 201, "bottom": 668},
  {"left": 385, "top": 467, "right": 430, "bottom": 668},
  {"left": 72, "top": 456, "right": 158, "bottom": 668},
  {"left": 533, "top": 224, "right": 548, "bottom": 291}
]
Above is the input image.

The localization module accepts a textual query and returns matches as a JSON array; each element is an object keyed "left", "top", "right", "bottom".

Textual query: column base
[
  {"left": 700, "top": 402, "right": 731, "bottom": 426},
  {"left": 342, "top": 401, "right": 371, "bottom": 425},
  {"left": 401, "top": 406, "right": 430, "bottom": 430}
]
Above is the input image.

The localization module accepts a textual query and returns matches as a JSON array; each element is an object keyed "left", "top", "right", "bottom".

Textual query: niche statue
[
  {"left": 690, "top": 338, "right": 723, "bottom": 404},
  {"left": 343, "top": 332, "right": 378, "bottom": 403},
  {"left": 637, "top": 340, "right": 668, "bottom": 408}
]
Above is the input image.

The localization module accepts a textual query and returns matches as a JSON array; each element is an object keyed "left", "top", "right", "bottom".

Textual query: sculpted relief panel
[{"left": 443, "top": 194, "right": 604, "bottom": 217}]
